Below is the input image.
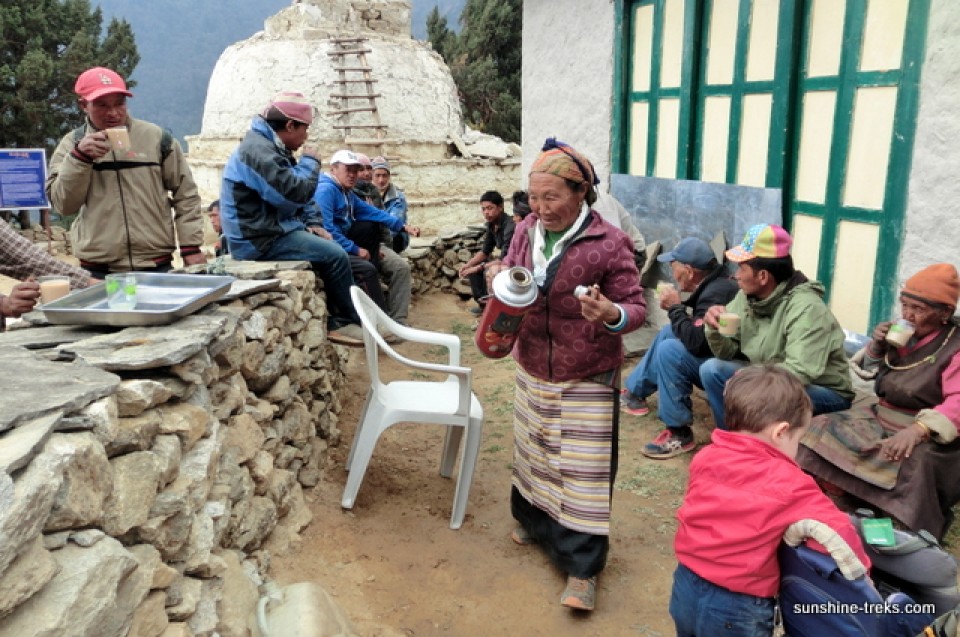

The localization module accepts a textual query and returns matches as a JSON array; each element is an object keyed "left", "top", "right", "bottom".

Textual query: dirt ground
[{"left": 271, "top": 291, "right": 711, "bottom": 636}]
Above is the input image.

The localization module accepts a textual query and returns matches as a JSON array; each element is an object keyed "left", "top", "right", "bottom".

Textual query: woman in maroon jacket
[{"left": 490, "top": 138, "right": 646, "bottom": 611}]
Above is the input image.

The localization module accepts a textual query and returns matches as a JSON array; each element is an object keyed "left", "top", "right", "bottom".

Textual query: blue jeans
[
  {"left": 260, "top": 230, "right": 358, "bottom": 328},
  {"left": 699, "top": 359, "right": 853, "bottom": 429},
  {"left": 670, "top": 563, "right": 774, "bottom": 637},
  {"left": 624, "top": 325, "right": 707, "bottom": 429}
]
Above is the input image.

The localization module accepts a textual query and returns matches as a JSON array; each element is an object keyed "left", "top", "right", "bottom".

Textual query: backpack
[
  {"left": 72, "top": 125, "right": 174, "bottom": 162},
  {"left": 850, "top": 511, "right": 960, "bottom": 616},
  {"left": 778, "top": 519, "right": 934, "bottom": 637}
]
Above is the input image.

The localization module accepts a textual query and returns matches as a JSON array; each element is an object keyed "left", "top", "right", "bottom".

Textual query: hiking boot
[
  {"left": 328, "top": 323, "right": 364, "bottom": 347},
  {"left": 560, "top": 576, "right": 597, "bottom": 611},
  {"left": 469, "top": 305, "right": 484, "bottom": 316},
  {"left": 620, "top": 389, "right": 650, "bottom": 416},
  {"left": 641, "top": 428, "right": 696, "bottom": 459}
]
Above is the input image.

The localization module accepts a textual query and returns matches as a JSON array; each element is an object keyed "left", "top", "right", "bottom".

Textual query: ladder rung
[
  {"left": 332, "top": 124, "right": 389, "bottom": 129},
  {"left": 329, "top": 107, "right": 379, "bottom": 115},
  {"left": 333, "top": 67, "right": 372, "bottom": 72},
  {"left": 330, "top": 37, "right": 367, "bottom": 43},
  {"left": 328, "top": 48, "right": 372, "bottom": 56},
  {"left": 330, "top": 93, "right": 381, "bottom": 99},
  {"left": 333, "top": 79, "right": 379, "bottom": 83}
]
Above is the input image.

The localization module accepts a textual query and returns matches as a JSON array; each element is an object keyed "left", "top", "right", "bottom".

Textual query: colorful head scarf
[{"left": 529, "top": 138, "right": 600, "bottom": 205}]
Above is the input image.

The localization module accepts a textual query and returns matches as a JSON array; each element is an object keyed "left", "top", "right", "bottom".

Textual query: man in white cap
[
  {"left": 311, "top": 150, "right": 420, "bottom": 325},
  {"left": 46, "top": 66, "right": 205, "bottom": 278},
  {"left": 219, "top": 92, "right": 364, "bottom": 346}
]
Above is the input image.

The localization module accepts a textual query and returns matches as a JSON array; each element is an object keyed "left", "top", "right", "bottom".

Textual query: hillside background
[{"left": 93, "top": 0, "right": 464, "bottom": 144}]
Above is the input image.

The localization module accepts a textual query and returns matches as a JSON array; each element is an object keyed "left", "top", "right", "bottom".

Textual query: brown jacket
[{"left": 46, "top": 116, "right": 202, "bottom": 269}]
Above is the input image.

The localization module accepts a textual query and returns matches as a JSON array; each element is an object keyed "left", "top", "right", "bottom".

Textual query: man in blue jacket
[
  {"left": 311, "top": 150, "right": 419, "bottom": 324},
  {"left": 621, "top": 237, "right": 738, "bottom": 458},
  {"left": 219, "top": 92, "right": 363, "bottom": 346}
]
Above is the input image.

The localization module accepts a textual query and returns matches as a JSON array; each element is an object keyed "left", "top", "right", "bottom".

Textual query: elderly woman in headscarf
[
  {"left": 798, "top": 263, "right": 960, "bottom": 540},
  {"left": 488, "top": 138, "right": 646, "bottom": 611}
]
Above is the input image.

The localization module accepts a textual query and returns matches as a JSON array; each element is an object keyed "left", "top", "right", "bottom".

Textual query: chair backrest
[
  {"left": 349, "top": 286, "right": 474, "bottom": 418},
  {"left": 350, "top": 284, "right": 389, "bottom": 392}
]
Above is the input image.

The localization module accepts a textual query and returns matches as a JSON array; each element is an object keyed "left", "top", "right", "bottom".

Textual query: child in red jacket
[{"left": 670, "top": 364, "right": 870, "bottom": 636}]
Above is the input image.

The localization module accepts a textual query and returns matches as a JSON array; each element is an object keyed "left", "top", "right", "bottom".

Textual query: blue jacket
[
  {"left": 220, "top": 117, "right": 321, "bottom": 259},
  {"left": 380, "top": 183, "right": 409, "bottom": 251},
  {"left": 311, "top": 173, "right": 404, "bottom": 256}
]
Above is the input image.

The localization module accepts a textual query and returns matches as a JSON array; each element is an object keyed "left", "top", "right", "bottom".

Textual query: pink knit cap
[{"left": 261, "top": 92, "right": 314, "bottom": 124}]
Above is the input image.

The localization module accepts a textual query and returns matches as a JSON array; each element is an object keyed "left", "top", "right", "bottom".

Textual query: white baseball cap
[{"left": 329, "top": 150, "right": 362, "bottom": 166}]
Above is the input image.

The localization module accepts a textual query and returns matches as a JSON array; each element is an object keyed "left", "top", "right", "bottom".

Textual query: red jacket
[
  {"left": 503, "top": 210, "right": 646, "bottom": 382},
  {"left": 675, "top": 429, "right": 871, "bottom": 597}
]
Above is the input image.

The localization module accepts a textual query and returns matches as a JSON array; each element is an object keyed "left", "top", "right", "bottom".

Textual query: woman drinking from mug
[{"left": 798, "top": 263, "right": 960, "bottom": 539}]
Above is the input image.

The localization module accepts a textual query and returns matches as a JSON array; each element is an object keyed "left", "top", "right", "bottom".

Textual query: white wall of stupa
[{"left": 186, "top": 0, "right": 520, "bottom": 233}]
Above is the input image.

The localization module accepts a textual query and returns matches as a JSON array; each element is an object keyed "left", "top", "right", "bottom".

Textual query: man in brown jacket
[{"left": 46, "top": 67, "right": 205, "bottom": 277}]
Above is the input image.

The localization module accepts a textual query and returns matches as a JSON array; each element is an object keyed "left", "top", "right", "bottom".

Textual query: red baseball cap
[{"left": 75, "top": 67, "right": 133, "bottom": 102}]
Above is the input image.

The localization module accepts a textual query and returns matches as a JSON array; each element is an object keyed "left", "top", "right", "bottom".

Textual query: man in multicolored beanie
[{"left": 701, "top": 223, "right": 854, "bottom": 428}]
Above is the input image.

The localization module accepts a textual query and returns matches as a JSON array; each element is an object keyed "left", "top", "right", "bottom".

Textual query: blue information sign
[{"left": 0, "top": 149, "right": 49, "bottom": 210}]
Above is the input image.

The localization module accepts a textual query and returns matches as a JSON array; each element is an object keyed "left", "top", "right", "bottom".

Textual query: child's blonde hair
[{"left": 723, "top": 364, "right": 812, "bottom": 433}]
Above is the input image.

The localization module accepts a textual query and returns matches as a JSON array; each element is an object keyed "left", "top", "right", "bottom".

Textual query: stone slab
[
  {"left": 220, "top": 278, "right": 283, "bottom": 302},
  {"left": 0, "top": 324, "right": 117, "bottom": 350},
  {"left": 0, "top": 346, "right": 119, "bottom": 432},
  {"left": 0, "top": 411, "right": 62, "bottom": 473},
  {"left": 61, "top": 314, "right": 228, "bottom": 371}
]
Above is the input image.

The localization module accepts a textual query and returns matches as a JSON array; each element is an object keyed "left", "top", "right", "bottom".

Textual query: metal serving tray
[{"left": 41, "top": 272, "right": 236, "bottom": 327}]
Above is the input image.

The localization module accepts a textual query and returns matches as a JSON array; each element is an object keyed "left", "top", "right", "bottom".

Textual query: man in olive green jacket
[{"left": 701, "top": 224, "right": 853, "bottom": 429}]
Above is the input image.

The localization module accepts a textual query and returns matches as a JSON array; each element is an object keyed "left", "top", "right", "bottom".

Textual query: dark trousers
[
  {"left": 347, "top": 221, "right": 387, "bottom": 311},
  {"left": 468, "top": 270, "right": 488, "bottom": 304}
]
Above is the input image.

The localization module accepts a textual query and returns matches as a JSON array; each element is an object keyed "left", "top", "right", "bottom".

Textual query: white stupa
[{"left": 186, "top": 0, "right": 520, "bottom": 231}]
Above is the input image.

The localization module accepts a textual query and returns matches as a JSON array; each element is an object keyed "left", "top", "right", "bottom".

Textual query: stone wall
[{"left": 0, "top": 265, "right": 348, "bottom": 637}]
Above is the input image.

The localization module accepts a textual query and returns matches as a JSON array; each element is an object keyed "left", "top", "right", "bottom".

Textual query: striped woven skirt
[{"left": 511, "top": 365, "right": 617, "bottom": 536}]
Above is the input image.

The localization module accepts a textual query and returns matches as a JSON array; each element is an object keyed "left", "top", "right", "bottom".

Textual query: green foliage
[
  {"left": 426, "top": 7, "right": 457, "bottom": 62},
  {"left": 428, "top": 0, "right": 521, "bottom": 142},
  {"left": 0, "top": 0, "right": 139, "bottom": 153}
]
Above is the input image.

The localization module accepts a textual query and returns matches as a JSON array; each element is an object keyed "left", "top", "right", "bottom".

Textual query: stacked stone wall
[{"left": 0, "top": 268, "right": 347, "bottom": 637}]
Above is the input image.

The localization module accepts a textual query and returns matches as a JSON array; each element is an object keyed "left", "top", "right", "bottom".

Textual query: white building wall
[
  {"left": 521, "top": 0, "right": 617, "bottom": 188},
  {"left": 900, "top": 0, "right": 960, "bottom": 290}
]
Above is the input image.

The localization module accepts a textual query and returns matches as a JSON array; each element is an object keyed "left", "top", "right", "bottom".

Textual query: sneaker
[
  {"left": 620, "top": 389, "right": 650, "bottom": 416},
  {"left": 641, "top": 428, "right": 696, "bottom": 459},
  {"left": 328, "top": 323, "right": 364, "bottom": 347},
  {"left": 469, "top": 305, "right": 484, "bottom": 316},
  {"left": 560, "top": 576, "right": 596, "bottom": 611}
]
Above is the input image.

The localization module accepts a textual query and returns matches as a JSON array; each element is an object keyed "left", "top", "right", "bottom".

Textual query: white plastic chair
[{"left": 343, "top": 286, "right": 485, "bottom": 529}]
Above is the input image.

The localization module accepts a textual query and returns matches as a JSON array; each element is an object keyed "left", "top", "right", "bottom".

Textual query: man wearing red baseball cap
[
  {"left": 700, "top": 223, "right": 854, "bottom": 429},
  {"left": 45, "top": 67, "right": 205, "bottom": 277}
]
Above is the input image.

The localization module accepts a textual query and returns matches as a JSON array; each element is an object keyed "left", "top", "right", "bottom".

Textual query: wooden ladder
[{"left": 328, "top": 36, "right": 388, "bottom": 152}]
